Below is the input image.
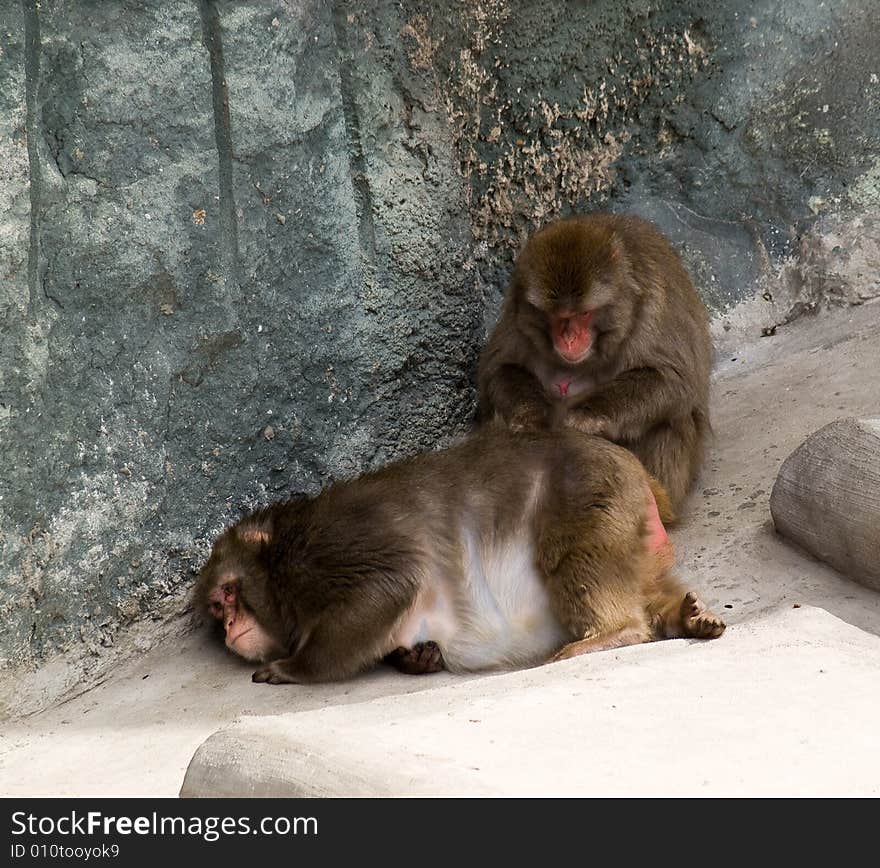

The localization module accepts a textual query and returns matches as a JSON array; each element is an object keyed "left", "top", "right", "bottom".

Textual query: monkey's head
[
  {"left": 511, "top": 216, "right": 637, "bottom": 367},
  {"left": 194, "top": 513, "right": 288, "bottom": 664}
]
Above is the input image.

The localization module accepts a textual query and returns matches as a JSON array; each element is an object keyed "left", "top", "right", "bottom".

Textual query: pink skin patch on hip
[{"left": 644, "top": 485, "right": 669, "bottom": 554}]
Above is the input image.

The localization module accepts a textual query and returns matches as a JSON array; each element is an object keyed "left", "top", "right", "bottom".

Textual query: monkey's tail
[{"left": 647, "top": 476, "right": 677, "bottom": 526}]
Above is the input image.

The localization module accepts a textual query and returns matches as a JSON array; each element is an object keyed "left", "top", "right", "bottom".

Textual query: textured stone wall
[{"left": 0, "top": 0, "right": 878, "bottom": 677}]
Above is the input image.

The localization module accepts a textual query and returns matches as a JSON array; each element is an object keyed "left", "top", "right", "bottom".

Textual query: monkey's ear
[{"left": 236, "top": 516, "right": 272, "bottom": 547}]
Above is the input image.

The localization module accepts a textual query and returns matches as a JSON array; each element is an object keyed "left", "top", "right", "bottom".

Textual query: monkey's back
[{"left": 330, "top": 426, "right": 643, "bottom": 530}]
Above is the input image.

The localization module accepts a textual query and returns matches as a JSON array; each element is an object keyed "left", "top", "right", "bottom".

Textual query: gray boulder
[{"left": 771, "top": 417, "right": 880, "bottom": 591}]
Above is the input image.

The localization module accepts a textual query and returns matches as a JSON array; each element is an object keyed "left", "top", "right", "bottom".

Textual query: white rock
[{"left": 180, "top": 607, "right": 880, "bottom": 797}]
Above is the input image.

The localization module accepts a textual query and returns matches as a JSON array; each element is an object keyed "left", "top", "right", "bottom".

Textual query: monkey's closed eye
[{"left": 524, "top": 299, "right": 550, "bottom": 316}]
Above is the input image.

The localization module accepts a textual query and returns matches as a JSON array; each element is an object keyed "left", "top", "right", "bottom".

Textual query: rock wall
[{"left": 0, "top": 0, "right": 878, "bottom": 678}]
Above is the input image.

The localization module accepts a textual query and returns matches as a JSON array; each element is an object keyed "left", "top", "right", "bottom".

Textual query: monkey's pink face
[
  {"left": 549, "top": 310, "right": 595, "bottom": 364},
  {"left": 205, "top": 579, "right": 283, "bottom": 663}
]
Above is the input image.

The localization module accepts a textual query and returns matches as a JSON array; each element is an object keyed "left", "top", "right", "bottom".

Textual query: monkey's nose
[{"left": 559, "top": 321, "right": 581, "bottom": 351}]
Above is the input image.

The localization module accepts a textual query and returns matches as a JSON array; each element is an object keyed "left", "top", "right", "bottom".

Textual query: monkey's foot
[
  {"left": 680, "top": 591, "right": 726, "bottom": 639},
  {"left": 252, "top": 659, "right": 298, "bottom": 685},
  {"left": 387, "top": 641, "right": 445, "bottom": 675}
]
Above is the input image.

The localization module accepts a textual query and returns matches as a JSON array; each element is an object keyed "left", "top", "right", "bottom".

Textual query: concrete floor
[
  {"left": 2, "top": 299, "right": 879, "bottom": 797},
  {"left": 180, "top": 606, "right": 880, "bottom": 797}
]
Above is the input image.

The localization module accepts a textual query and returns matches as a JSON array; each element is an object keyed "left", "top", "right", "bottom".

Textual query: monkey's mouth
[
  {"left": 227, "top": 626, "right": 253, "bottom": 646},
  {"left": 551, "top": 311, "right": 594, "bottom": 364}
]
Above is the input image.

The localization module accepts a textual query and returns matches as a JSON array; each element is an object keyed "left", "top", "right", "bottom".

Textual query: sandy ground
[{"left": 2, "top": 299, "right": 879, "bottom": 797}]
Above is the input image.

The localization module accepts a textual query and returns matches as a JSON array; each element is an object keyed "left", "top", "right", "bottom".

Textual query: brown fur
[
  {"left": 478, "top": 213, "right": 712, "bottom": 511},
  {"left": 194, "top": 426, "right": 723, "bottom": 684}
]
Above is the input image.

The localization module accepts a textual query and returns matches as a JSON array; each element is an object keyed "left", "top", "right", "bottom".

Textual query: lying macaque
[
  {"left": 194, "top": 427, "right": 724, "bottom": 684},
  {"left": 478, "top": 213, "right": 712, "bottom": 511}
]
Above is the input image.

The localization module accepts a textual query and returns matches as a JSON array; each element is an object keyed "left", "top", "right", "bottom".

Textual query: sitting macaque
[
  {"left": 194, "top": 426, "right": 723, "bottom": 684},
  {"left": 478, "top": 213, "right": 712, "bottom": 511}
]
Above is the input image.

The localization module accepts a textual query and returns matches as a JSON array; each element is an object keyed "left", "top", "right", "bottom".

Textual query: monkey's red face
[
  {"left": 549, "top": 310, "right": 595, "bottom": 364},
  {"left": 204, "top": 578, "right": 282, "bottom": 663},
  {"left": 514, "top": 217, "right": 633, "bottom": 368},
  {"left": 195, "top": 522, "right": 288, "bottom": 664}
]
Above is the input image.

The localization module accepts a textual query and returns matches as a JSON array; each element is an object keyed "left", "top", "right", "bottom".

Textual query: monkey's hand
[
  {"left": 506, "top": 402, "right": 551, "bottom": 433},
  {"left": 252, "top": 657, "right": 300, "bottom": 685},
  {"left": 386, "top": 641, "right": 445, "bottom": 675},
  {"left": 564, "top": 409, "right": 610, "bottom": 437}
]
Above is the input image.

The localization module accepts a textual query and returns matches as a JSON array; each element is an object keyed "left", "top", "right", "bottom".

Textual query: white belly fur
[{"left": 391, "top": 525, "right": 569, "bottom": 672}]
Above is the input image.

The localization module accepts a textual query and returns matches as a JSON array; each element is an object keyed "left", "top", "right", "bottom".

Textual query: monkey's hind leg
[
  {"left": 538, "top": 482, "right": 659, "bottom": 664},
  {"left": 386, "top": 641, "right": 445, "bottom": 675},
  {"left": 551, "top": 624, "right": 652, "bottom": 662}
]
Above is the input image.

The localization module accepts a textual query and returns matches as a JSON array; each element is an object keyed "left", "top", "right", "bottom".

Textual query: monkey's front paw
[
  {"left": 565, "top": 413, "right": 607, "bottom": 437},
  {"left": 252, "top": 661, "right": 298, "bottom": 685},
  {"left": 680, "top": 591, "right": 726, "bottom": 640},
  {"left": 507, "top": 407, "right": 548, "bottom": 433}
]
